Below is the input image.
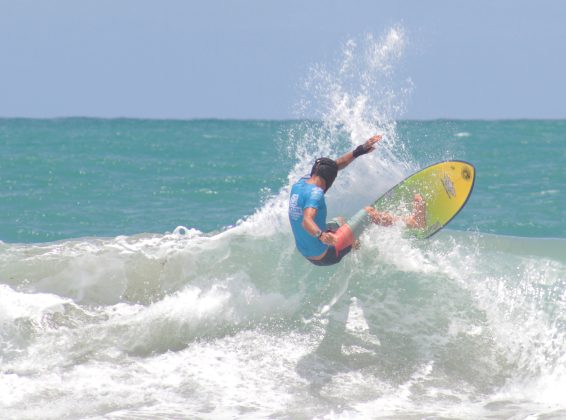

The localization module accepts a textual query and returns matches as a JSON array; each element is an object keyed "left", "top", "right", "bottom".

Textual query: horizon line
[{"left": 2, "top": 116, "right": 566, "bottom": 122}]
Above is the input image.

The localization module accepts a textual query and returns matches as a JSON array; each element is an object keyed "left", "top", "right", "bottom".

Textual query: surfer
[{"left": 288, "top": 135, "right": 426, "bottom": 266}]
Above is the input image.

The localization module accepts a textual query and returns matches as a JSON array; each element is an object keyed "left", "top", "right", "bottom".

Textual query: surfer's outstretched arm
[{"left": 335, "top": 135, "right": 382, "bottom": 170}]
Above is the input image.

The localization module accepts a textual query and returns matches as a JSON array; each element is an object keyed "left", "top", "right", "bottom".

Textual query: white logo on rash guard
[{"left": 289, "top": 193, "right": 302, "bottom": 220}]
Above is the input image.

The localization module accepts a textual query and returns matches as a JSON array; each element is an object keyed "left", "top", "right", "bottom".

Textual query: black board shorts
[{"left": 308, "top": 244, "right": 353, "bottom": 266}]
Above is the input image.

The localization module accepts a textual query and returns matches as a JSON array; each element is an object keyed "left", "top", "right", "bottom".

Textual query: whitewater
[{"left": 1, "top": 28, "right": 566, "bottom": 419}]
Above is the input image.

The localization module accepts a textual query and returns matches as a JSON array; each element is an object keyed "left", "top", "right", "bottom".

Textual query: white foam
[
  {"left": 0, "top": 284, "right": 69, "bottom": 324},
  {"left": 455, "top": 132, "right": 471, "bottom": 138}
]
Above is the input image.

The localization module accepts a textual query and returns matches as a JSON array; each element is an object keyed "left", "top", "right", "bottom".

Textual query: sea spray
[{"left": 280, "top": 28, "right": 417, "bottom": 224}]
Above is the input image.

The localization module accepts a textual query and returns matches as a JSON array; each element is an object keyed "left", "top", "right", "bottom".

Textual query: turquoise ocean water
[
  {"left": 1, "top": 118, "right": 564, "bottom": 243},
  {"left": 2, "top": 31, "right": 566, "bottom": 419}
]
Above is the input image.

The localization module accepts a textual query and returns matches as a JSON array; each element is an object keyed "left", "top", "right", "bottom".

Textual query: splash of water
[{"left": 272, "top": 27, "right": 416, "bottom": 224}]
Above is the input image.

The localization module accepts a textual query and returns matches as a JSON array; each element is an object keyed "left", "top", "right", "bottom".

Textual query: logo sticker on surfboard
[{"left": 442, "top": 174, "right": 456, "bottom": 199}]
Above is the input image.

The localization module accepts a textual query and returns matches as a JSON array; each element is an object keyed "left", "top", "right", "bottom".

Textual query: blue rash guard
[{"left": 288, "top": 176, "right": 328, "bottom": 258}]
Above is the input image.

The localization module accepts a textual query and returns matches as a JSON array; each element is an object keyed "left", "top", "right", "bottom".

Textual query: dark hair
[{"left": 311, "top": 157, "right": 338, "bottom": 191}]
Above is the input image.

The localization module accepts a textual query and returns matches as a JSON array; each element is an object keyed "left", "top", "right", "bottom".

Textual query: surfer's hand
[
  {"left": 320, "top": 232, "right": 337, "bottom": 246},
  {"left": 364, "top": 135, "right": 382, "bottom": 153}
]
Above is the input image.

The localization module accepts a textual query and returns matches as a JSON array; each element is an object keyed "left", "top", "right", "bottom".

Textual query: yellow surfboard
[
  {"left": 334, "top": 161, "right": 475, "bottom": 251},
  {"left": 373, "top": 160, "right": 476, "bottom": 239}
]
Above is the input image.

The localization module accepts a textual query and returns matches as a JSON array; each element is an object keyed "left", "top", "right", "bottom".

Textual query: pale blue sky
[{"left": 1, "top": 0, "right": 565, "bottom": 119}]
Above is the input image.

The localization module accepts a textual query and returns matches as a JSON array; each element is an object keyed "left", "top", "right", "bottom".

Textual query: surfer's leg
[
  {"left": 365, "top": 194, "right": 426, "bottom": 229},
  {"left": 365, "top": 207, "right": 395, "bottom": 226},
  {"left": 328, "top": 216, "right": 362, "bottom": 250},
  {"left": 404, "top": 194, "right": 427, "bottom": 228},
  {"left": 326, "top": 217, "right": 346, "bottom": 232}
]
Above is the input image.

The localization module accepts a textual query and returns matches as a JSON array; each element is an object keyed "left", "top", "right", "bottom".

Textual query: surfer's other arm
[
  {"left": 335, "top": 135, "right": 382, "bottom": 170},
  {"left": 302, "top": 207, "right": 337, "bottom": 246}
]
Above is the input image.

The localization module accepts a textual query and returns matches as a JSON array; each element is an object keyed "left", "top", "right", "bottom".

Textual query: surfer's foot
[
  {"left": 365, "top": 207, "right": 394, "bottom": 226},
  {"left": 406, "top": 194, "right": 426, "bottom": 229}
]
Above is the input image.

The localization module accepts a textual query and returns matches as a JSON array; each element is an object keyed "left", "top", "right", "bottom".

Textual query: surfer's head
[{"left": 311, "top": 157, "right": 338, "bottom": 192}]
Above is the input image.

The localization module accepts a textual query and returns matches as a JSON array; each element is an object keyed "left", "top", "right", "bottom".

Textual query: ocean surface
[
  {"left": 2, "top": 31, "right": 566, "bottom": 420},
  {"left": 1, "top": 117, "right": 565, "bottom": 420}
]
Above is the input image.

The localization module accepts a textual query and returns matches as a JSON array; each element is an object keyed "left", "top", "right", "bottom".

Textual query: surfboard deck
[{"left": 334, "top": 160, "right": 475, "bottom": 252}]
